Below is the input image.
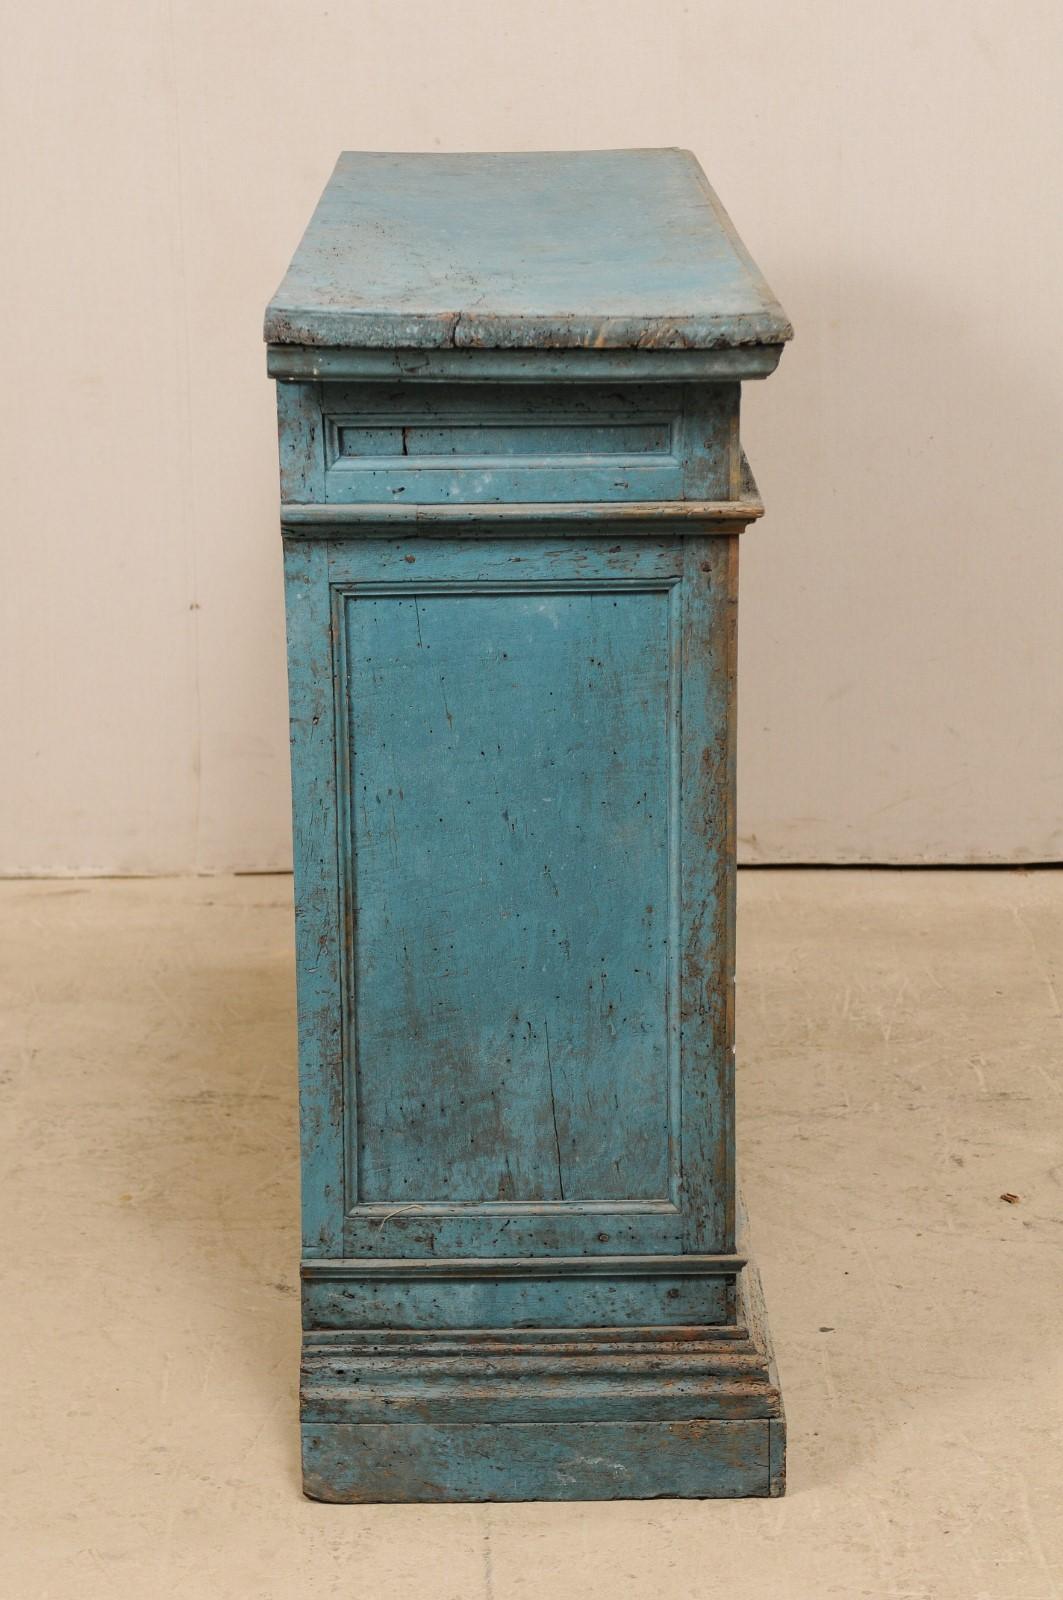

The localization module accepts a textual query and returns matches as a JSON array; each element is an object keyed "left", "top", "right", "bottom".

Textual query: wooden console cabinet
[{"left": 265, "top": 149, "right": 792, "bottom": 1501}]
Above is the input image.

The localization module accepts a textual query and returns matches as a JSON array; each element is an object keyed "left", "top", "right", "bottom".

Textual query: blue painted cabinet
[{"left": 266, "top": 150, "right": 792, "bottom": 1501}]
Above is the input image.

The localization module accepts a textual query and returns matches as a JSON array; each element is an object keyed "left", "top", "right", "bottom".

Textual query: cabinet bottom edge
[{"left": 302, "top": 1416, "right": 785, "bottom": 1502}]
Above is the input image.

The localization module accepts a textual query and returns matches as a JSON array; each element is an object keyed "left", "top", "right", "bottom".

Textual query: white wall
[{"left": 3, "top": 0, "right": 1061, "bottom": 873}]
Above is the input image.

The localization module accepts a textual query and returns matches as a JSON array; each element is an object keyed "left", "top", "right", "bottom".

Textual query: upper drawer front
[{"left": 277, "top": 381, "right": 736, "bottom": 505}]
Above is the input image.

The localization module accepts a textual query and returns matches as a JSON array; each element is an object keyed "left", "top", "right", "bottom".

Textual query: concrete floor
[{"left": 1, "top": 869, "right": 1061, "bottom": 1598}]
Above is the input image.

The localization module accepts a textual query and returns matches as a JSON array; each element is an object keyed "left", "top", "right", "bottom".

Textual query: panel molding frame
[{"left": 330, "top": 572, "right": 684, "bottom": 1235}]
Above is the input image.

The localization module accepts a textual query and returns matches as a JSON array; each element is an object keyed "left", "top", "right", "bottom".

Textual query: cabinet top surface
[{"left": 264, "top": 149, "right": 791, "bottom": 353}]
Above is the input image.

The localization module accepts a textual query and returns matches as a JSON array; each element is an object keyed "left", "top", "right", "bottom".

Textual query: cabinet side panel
[
  {"left": 341, "top": 581, "right": 675, "bottom": 1207},
  {"left": 284, "top": 538, "right": 345, "bottom": 1255}
]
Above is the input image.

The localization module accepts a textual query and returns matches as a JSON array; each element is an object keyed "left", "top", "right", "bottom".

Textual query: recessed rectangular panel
[
  {"left": 335, "top": 420, "right": 672, "bottom": 460},
  {"left": 342, "top": 581, "right": 676, "bottom": 1207},
  {"left": 315, "top": 382, "right": 739, "bottom": 504}
]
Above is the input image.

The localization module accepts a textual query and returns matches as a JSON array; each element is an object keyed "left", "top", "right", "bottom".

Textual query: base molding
[
  {"left": 303, "top": 1416, "right": 782, "bottom": 1502},
  {"left": 300, "top": 1254, "right": 784, "bottom": 1502}
]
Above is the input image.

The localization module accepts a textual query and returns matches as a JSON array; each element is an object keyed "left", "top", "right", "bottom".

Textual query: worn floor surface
[{"left": 1, "top": 870, "right": 1060, "bottom": 1598}]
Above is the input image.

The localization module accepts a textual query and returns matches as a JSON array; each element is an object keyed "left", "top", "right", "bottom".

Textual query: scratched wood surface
[
  {"left": 265, "top": 149, "right": 792, "bottom": 354},
  {"left": 270, "top": 148, "right": 789, "bottom": 1499}
]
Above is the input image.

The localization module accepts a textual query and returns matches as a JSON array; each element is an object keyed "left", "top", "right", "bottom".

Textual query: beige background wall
[{"left": 3, "top": 0, "right": 1061, "bottom": 873}]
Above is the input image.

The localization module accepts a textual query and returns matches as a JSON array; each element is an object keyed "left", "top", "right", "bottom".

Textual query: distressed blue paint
[
  {"left": 270, "top": 149, "right": 789, "bottom": 1501},
  {"left": 267, "top": 343, "right": 783, "bottom": 384},
  {"left": 302, "top": 1269, "right": 729, "bottom": 1331},
  {"left": 678, "top": 535, "right": 738, "bottom": 1252},
  {"left": 274, "top": 380, "right": 736, "bottom": 506},
  {"left": 265, "top": 150, "right": 792, "bottom": 357},
  {"left": 302, "top": 1419, "right": 773, "bottom": 1502},
  {"left": 281, "top": 496, "right": 764, "bottom": 533},
  {"left": 284, "top": 540, "right": 344, "bottom": 1256},
  {"left": 345, "top": 581, "right": 674, "bottom": 1207},
  {"left": 323, "top": 536, "right": 734, "bottom": 1266},
  {"left": 312, "top": 381, "right": 735, "bottom": 505}
]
